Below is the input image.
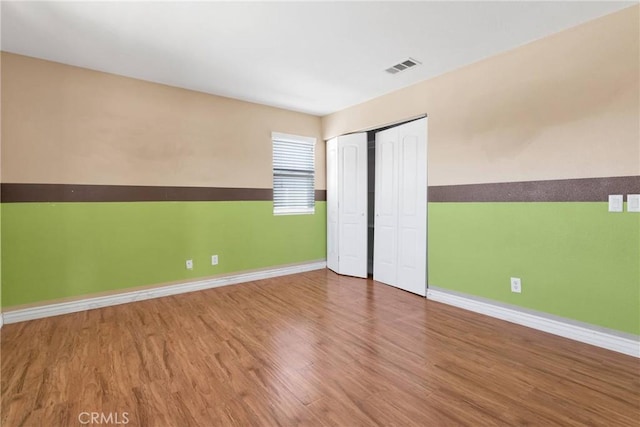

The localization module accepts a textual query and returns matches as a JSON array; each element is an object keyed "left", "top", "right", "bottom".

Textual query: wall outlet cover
[
  {"left": 627, "top": 194, "right": 640, "bottom": 212},
  {"left": 510, "top": 277, "right": 522, "bottom": 293},
  {"left": 186, "top": 259, "right": 193, "bottom": 270},
  {"left": 608, "top": 195, "right": 623, "bottom": 212},
  {"left": 211, "top": 255, "right": 219, "bottom": 266}
]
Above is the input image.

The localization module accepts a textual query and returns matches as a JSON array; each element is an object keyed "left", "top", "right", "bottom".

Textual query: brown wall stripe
[
  {"left": 0, "top": 183, "right": 328, "bottom": 203},
  {"left": 3, "top": 177, "right": 636, "bottom": 203},
  {"left": 428, "top": 176, "right": 640, "bottom": 203}
]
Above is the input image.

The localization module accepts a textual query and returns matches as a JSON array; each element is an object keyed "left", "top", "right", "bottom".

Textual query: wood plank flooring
[{"left": 2, "top": 269, "right": 639, "bottom": 426}]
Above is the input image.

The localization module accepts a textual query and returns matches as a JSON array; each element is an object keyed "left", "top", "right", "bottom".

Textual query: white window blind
[{"left": 272, "top": 132, "right": 316, "bottom": 215}]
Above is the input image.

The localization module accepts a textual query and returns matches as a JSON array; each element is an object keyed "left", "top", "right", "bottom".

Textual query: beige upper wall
[
  {"left": 323, "top": 6, "right": 640, "bottom": 186},
  {"left": 1, "top": 53, "right": 325, "bottom": 190}
]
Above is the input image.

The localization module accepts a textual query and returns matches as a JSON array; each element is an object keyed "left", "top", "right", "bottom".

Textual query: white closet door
[
  {"left": 337, "top": 133, "right": 368, "bottom": 278},
  {"left": 373, "top": 127, "right": 398, "bottom": 286},
  {"left": 374, "top": 118, "right": 427, "bottom": 296},
  {"left": 396, "top": 119, "right": 427, "bottom": 296},
  {"left": 326, "top": 137, "right": 339, "bottom": 273}
]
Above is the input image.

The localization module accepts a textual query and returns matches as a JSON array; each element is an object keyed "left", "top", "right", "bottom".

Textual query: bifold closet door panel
[
  {"left": 326, "top": 137, "right": 339, "bottom": 273},
  {"left": 337, "top": 133, "right": 368, "bottom": 278},
  {"left": 373, "top": 117, "right": 427, "bottom": 296},
  {"left": 396, "top": 119, "right": 427, "bottom": 296},
  {"left": 373, "top": 128, "right": 398, "bottom": 286}
]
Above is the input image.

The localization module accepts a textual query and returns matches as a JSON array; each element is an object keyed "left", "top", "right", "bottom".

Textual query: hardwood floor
[{"left": 2, "top": 269, "right": 639, "bottom": 426}]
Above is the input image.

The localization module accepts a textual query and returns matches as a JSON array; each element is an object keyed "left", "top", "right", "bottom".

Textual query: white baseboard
[
  {"left": 3, "top": 261, "right": 327, "bottom": 325},
  {"left": 426, "top": 289, "right": 640, "bottom": 358},
  {"left": 0, "top": 313, "right": 3, "bottom": 329}
]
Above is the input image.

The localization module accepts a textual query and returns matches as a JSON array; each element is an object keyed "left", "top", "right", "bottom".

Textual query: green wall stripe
[
  {"left": 428, "top": 202, "right": 640, "bottom": 335},
  {"left": 3, "top": 197, "right": 638, "bottom": 336},
  {"left": 1, "top": 201, "right": 326, "bottom": 308}
]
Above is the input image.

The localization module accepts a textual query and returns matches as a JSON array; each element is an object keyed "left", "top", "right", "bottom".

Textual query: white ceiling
[{"left": 1, "top": 1, "right": 634, "bottom": 116}]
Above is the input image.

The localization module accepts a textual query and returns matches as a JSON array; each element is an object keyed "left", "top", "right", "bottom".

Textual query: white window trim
[
  {"left": 272, "top": 132, "right": 316, "bottom": 145},
  {"left": 273, "top": 207, "right": 316, "bottom": 216},
  {"left": 272, "top": 132, "right": 316, "bottom": 216}
]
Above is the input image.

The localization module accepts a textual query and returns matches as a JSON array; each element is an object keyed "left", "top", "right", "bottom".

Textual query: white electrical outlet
[
  {"left": 627, "top": 194, "right": 640, "bottom": 212},
  {"left": 211, "top": 255, "right": 219, "bottom": 266},
  {"left": 608, "top": 195, "right": 623, "bottom": 212},
  {"left": 510, "top": 277, "right": 522, "bottom": 293},
  {"left": 186, "top": 259, "right": 193, "bottom": 270}
]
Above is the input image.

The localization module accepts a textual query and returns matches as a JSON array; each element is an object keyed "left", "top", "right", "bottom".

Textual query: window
[{"left": 272, "top": 132, "right": 316, "bottom": 215}]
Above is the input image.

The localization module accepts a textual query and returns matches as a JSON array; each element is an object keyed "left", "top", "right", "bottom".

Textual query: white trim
[
  {"left": 0, "top": 313, "right": 3, "bottom": 329},
  {"left": 3, "top": 261, "right": 326, "bottom": 325},
  {"left": 273, "top": 207, "right": 315, "bottom": 216},
  {"left": 271, "top": 131, "right": 316, "bottom": 145},
  {"left": 426, "top": 289, "right": 640, "bottom": 358}
]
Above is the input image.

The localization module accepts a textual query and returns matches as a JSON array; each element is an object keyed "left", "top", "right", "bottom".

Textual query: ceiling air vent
[{"left": 385, "top": 58, "right": 421, "bottom": 75}]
